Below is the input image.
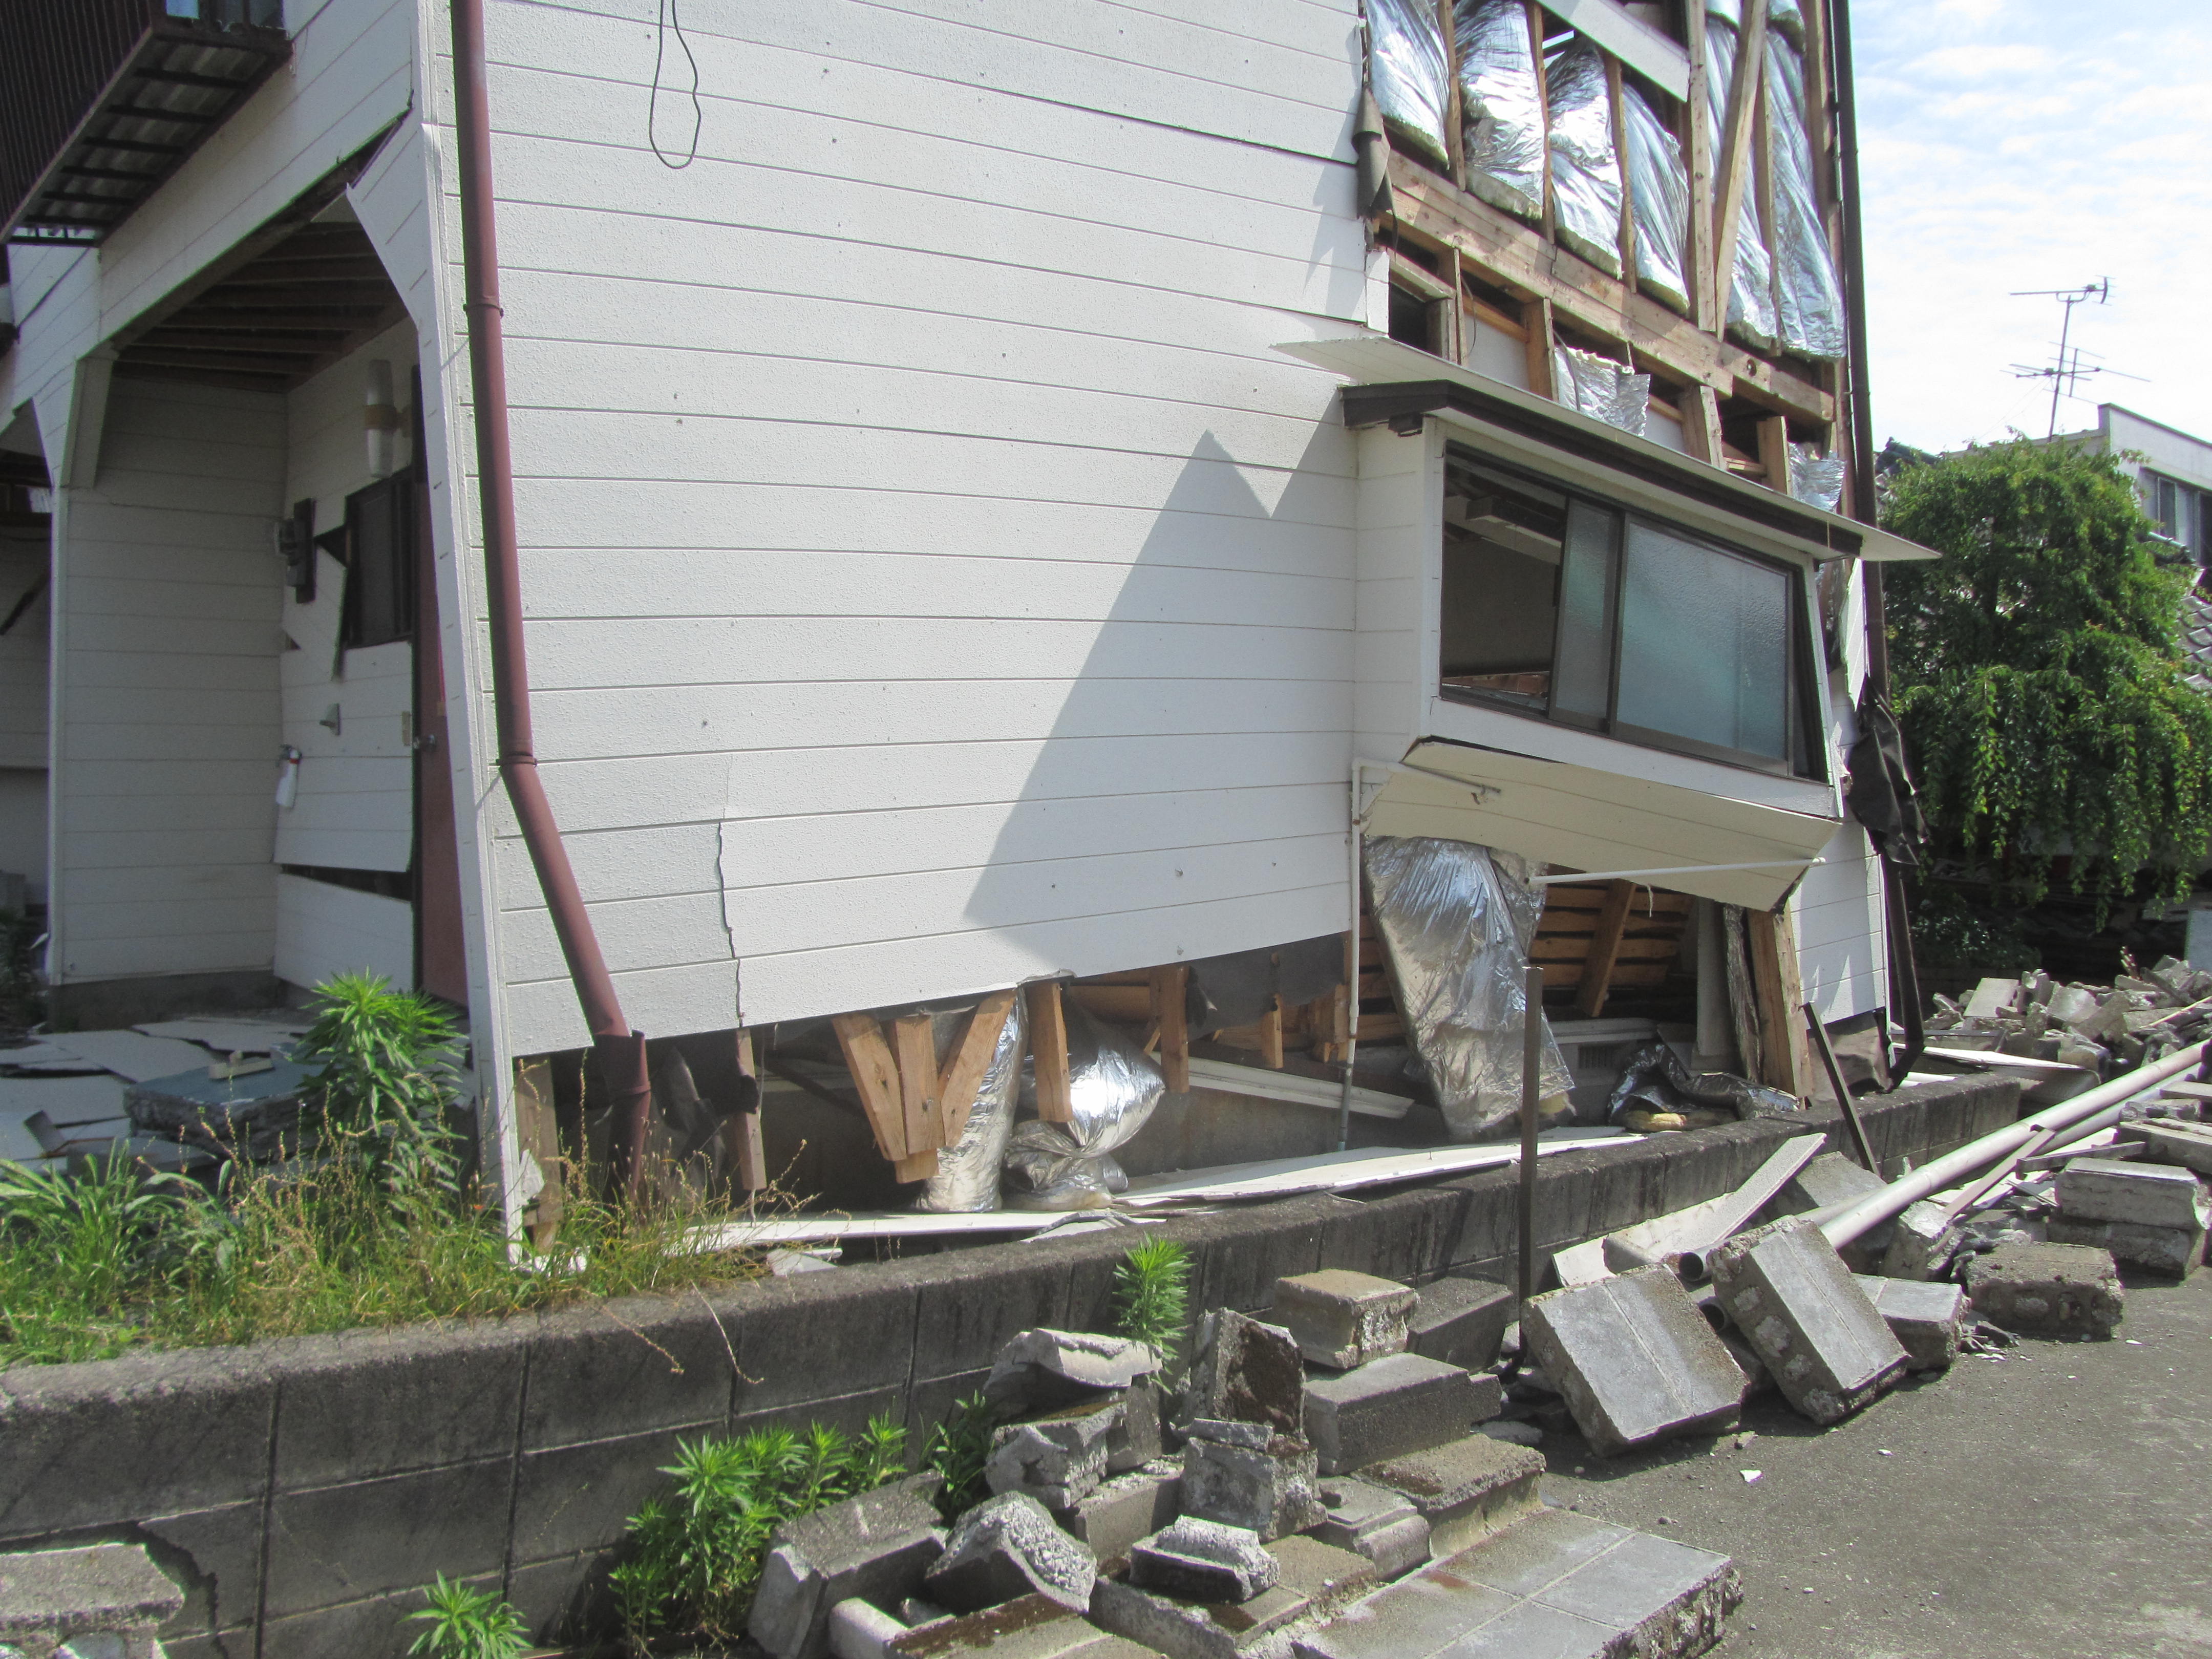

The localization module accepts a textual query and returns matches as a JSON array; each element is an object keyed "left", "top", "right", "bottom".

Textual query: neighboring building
[
  {"left": 0, "top": 0, "right": 1931, "bottom": 1216},
  {"left": 2050, "top": 405, "right": 2212, "bottom": 568}
]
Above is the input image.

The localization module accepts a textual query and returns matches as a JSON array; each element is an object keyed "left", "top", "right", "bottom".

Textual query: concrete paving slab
[
  {"left": 43, "top": 1030, "right": 221, "bottom": 1084},
  {"left": 1522, "top": 1267, "right": 1744, "bottom": 1455},
  {"left": 0, "top": 1074, "right": 129, "bottom": 1129},
  {"left": 1309, "top": 1479, "right": 1429, "bottom": 1580},
  {"left": 1708, "top": 1218, "right": 1907, "bottom": 1426},
  {"left": 2055, "top": 1158, "right": 2209, "bottom": 1231},
  {"left": 1443, "top": 1507, "right": 1630, "bottom": 1598},
  {"left": 1359, "top": 1433, "right": 1545, "bottom": 1555}
]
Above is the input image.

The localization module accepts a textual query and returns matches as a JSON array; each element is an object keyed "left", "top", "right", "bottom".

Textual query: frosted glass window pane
[
  {"left": 1553, "top": 501, "right": 1617, "bottom": 718},
  {"left": 1618, "top": 524, "right": 1790, "bottom": 760}
]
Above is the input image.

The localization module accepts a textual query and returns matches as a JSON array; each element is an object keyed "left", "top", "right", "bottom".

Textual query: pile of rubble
[
  {"left": 1925, "top": 960, "right": 2212, "bottom": 1076},
  {"left": 752, "top": 1273, "right": 1740, "bottom": 1659}
]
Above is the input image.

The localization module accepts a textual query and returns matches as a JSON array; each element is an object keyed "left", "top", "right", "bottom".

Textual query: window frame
[{"left": 1436, "top": 441, "right": 1827, "bottom": 783}]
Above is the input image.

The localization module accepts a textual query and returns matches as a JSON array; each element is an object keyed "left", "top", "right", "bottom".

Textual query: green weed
[
  {"left": 1111, "top": 1236, "right": 1190, "bottom": 1374},
  {"left": 406, "top": 1572, "right": 527, "bottom": 1659},
  {"left": 922, "top": 1389, "right": 998, "bottom": 1518}
]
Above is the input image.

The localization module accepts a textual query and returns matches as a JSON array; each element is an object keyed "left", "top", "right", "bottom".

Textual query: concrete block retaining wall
[{"left": 0, "top": 1075, "right": 2018, "bottom": 1656}]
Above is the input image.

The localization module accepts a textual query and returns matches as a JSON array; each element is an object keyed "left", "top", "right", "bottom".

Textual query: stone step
[
  {"left": 882, "top": 1594, "right": 1159, "bottom": 1659},
  {"left": 1304, "top": 1352, "right": 1494, "bottom": 1475},
  {"left": 1089, "top": 1534, "right": 1375, "bottom": 1659},
  {"left": 1356, "top": 1432, "right": 1545, "bottom": 1557},
  {"left": 1291, "top": 1507, "right": 1739, "bottom": 1659}
]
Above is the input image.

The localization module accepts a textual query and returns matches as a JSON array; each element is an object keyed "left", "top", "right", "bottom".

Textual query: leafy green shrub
[
  {"left": 292, "top": 971, "right": 465, "bottom": 1210},
  {"left": 921, "top": 1390, "right": 998, "bottom": 1519},
  {"left": 0, "top": 1149, "right": 205, "bottom": 1366},
  {"left": 612, "top": 1416, "right": 909, "bottom": 1649},
  {"left": 407, "top": 1573, "right": 527, "bottom": 1659},
  {"left": 1112, "top": 1236, "right": 1190, "bottom": 1373}
]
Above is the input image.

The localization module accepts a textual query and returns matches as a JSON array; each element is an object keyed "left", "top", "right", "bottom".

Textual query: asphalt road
[{"left": 1536, "top": 1269, "right": 2212, "bottom": 1658}]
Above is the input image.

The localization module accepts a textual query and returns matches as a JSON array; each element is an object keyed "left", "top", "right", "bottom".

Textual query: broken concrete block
[
  {"left": 1853, "top": 1276, "right": 1967, "bottom": 1371},
  {"left": 1130, "top": 1518, "right": 1281, "bottom": 1604},
  {"left": 2118, "top": 1119, "right": 2212, "bottom": 1176},
  {"left": 1405, "top": 1275, "right": 1513, "bottom": 1372},
  {"left": 884, "top": 1596, "right": 1132, "bottom": 1659},
  {"left": 989, "top": 1398, "right": 1123, "bottom": 1508},
  {"left": 1707, "top": 1217, "right": 1907, "bottom": 1427},
  {"left": 751, "top": 1475, "right": 949, "bottom": 1659},
  {"left": 1715, "top": 1328, "right": 1773, "bottom": 1398},
  {"left": 1091, "top": 1537, "right": 1371, "bottom": 1659},
  {"left": 1181, "top": 1310, "right": 1305, "bottom": 1436},
  {"left": 1302, "top": 1353, "right": 1483, "bottom": 1476},
  {"left": 1181, "top": 1429, "right": 1325, "bottom": 1541},
  {"left": 986, "top": 1329, "right": 1161, "bottom": 1415},
  {"left": 1963, "top": 977, "right": 2019, "bottom": 1018},
  {"left": 1270, "top": 1270, "right": 1416, "bottom": 1369},
  {"left": 2056, "top": 1158, "right": 2210, "bottom": 1231},
  {"left": 831, "top": 1597, "right": 910, "bottom": 1659},
  {"left": 1359, "top": 1433, "right": 1545, "bottom": 1556},
  {"left": 1055, "top": 1464, "right": 1182, "bottom": 1563},
  {"left": 1880, "top": 1198, "right": 1961, "bottom": 1282},
  {"left": 2046, "top": 1216, "right": 2206, "bottom": 1277},
  {"left": 1310, "top": 1479, "right": 1431, "bottom": 1580},
  {"left": 1964, "top": 1242, "right": 2124, "bottom": 1339},
  {"left": 1779, "top": 1152, "right": 1895, "bottom": 1269},
  {"left": 923, "top": 1493, "right": 1097, "bottom": 1616},
  {"left": 1521, "top": 1267, "right": 1744, "bottom": 1456},
  {"left": 1107, "top": 1379, "right": 1164, "bottom": 1475},
  {"left": 1187, "top": 1417, "right": 1271, "bottom": 1449},
  {"left": 0, "top": 1543, "right": 184, "bottom": 1659}
]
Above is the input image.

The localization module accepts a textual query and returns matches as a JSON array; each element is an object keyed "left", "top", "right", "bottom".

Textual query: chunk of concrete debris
[
  {"left": 1131, "top": 1518, "right": 1281, "bottom": 1604},
  {"left": 1716, "top": 1328, "right": 1774, "bottom": 1399},
  {"left": 1963, "top": 977, "right": 2020, "bottom": 1018},
  {"left": 2118, "top": 1118, "right": 2212, "bottom": 1176},
  {"left": 0, "top": 1542, "right": 184, "bottom": 1659},
  {"left": 1707, "top": 1217, "right": 1907, "bottom": 1426},
  {"left": 1853, "top": 1276, "right": 1967, "bottom": 1371},
  {"left": 1092, "top": 1537, "right": 1372, "bottom": 1659},
  {"left": 751, "top": 1475, "right": 950, "bottom": 1659},
  {"left": 1964, "top": 1242, "right": 2124, "bottom": 1339},
  {"left": 986, "top": 1329, "right": 1161, "bottom": 1414},
  {"left": 1303, "top": 1353, "right": 1486, "bottom": 1476},
  {"left": 923, "top": 1492, "right": 1098, "bottom": 1616},
  {"left": 830, "top": 1597, "right": 909, "bottom": 1659},
  {"left": 1181, "top": 1426, "right": 1325, "bottom": 1541},
  {"left": 2046, "top": 1217, "right": 2206, "bottom": 1277},
  {"left": 1107, "top": 1379, "right": 1164, "bottom": 1475},
  {"left": 1522, "top": 1267, "right": 1743, "bottom": 1456},
  {"left": 1056, "top": 1464, "right": 1183, "bottom": 1564},
  {"left": 1271, "top": 1270, "right": 1416, "bottom": 1369},
  {"left": 885, "top": 1594, "right": 1135, "bottom": 1659},
  {"left": 988, "top": 1398, "right": 1124, "bottom": 1508},
  {"left": 1181, "top": 1310, "right": 1305, "bottom": 1436},
  {"left": 1310, "top": 1479, "right": 1431, "bottom": 1580},
  {"left": 1780, "top": 1152, "right": 1895, "bottom": 1270},
  {"left": 1880, "top": 1198, "right": 1961, "bottom": 1282},
  {"left": 1405, "top": 1275, "right": 1513, "bottom": 1372},
  {"left": 1359, "top": 1433, "right": 1545, "bottom": 1556},
  {"left": 2055, "top": 1158, "right": 2210, "bottom": 1232}
]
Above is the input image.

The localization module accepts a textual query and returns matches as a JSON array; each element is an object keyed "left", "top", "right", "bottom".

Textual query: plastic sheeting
[
  {"left": 1606, "top": 1039, "right": 1804, "bottom": 1122},
  {"left": 1763, "top": 32, "right": 1845, "bottom": 359},
  {"left": 1003, "top": 1003, "right": 1164, "bottom": 1209},
  {"left": 1701, "top": 11, "right": 1779, "bottom": 350},
  {"left": 916, "top": 995, "right": 1028, "bottom": 1214},
  {"left": 1551, "top": 344, "right": 1650, "bottom": 436},
  {"left": 1370, "top": 0, "right": 1452, "bottom": 167},
  {"left": 1544, "top": 38, "right": 1624, "bottom": 276},
  {"left": 1365, "top": 835, "right": 1575, "bottom": 1140},
  {"left": 1454, "top": 0, "right": 1544, "bottom": 219},
  {"left": 1789, "top": 441, "right": 1845, "bottom": 512},
  {"left": 1621, "top": 81, "right": 1690, "bottom": 314}
]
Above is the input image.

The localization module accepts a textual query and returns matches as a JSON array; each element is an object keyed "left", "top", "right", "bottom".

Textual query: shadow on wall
[{"left": 956, "top": 424, "right": 1357, "bottom": 979}]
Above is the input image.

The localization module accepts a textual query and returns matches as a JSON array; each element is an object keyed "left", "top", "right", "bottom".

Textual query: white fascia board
[{"left": 1546, "top": 0, "right": 1691, "bottom": 99}]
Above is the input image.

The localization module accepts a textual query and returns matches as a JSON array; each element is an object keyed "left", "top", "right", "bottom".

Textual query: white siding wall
[
  {"left": 449, "top": 0, "right": 1372, "bottom": 1051},
  {"left": 274, "top": 872, "right": 412, "bottom": 992},
  {"left": 47, "top": 379, "right": 285, "bottom": 983},
  {"left": 0, "top": 530, "right": 50, "bottom": 772}
]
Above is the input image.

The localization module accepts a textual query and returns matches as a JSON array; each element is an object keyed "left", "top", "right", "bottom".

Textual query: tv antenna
[{"left": 2007, "top": 280, "right": 2142, "bottom": 437}]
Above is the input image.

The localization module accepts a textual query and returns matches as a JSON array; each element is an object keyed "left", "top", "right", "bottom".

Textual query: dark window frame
[{"left": 1438, "top": 442, "right": 1827, "bottom": 782}]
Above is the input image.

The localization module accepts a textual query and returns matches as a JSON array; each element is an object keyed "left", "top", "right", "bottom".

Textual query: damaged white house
[{"left": 0, "top": 0, "right": 1936, "bottom": 1222}]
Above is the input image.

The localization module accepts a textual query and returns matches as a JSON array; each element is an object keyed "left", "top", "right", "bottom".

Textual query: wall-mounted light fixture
[
  {"left": 365, "top": 358, "right": 399, "bottom": 479},
  {"left": 275, "top": 497, "right": 315, "bottom": 601}
]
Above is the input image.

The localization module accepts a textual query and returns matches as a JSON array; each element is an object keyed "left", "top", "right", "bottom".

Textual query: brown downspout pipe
[
  {"left": 449, "top": 0, "right": 655, "bottom": 1199},
  {"left": 1830, "top": 0, "right": 1924, "bottom": 1084}
]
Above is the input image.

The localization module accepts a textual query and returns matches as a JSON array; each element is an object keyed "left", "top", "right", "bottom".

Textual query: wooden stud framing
[
  {"left": 1437, "top": 0, "right": 1467, "bottom": 189},
  {"left": 832, "top": 1010, "right": 908, "bottom": 1161},
  {"left": 937, "top": 990, "right": 1016, "bottom": 1148},
  {"left": 1027, "top": 981, "right": 1075, "bottom": 1123},
  {"left": 1683, "top": 1, "right": 1719, "bottom": 333},
  {"left": 514, "top": 1056, "right": 564, "bottom": 1248},
  {"left": 1746, "top": 907, "right": 1810, "bottom": 1099},
  {"left": 1527, "top": 2, "right": 1556, "bottom": 243},
  {"left": 1711, "top": 0, "right": 1769, "bottom": 329},
  {"left": 1678, "top": 384, "right": 1725, "bottom": 463},
  {"left": 1756, "top": 413, "right": 1792, "bottom": 493},
  {"left": 1151, "top": 965, "right": 1190, "bottom": 1091},
  {"left": 892, "top": 1013, "right": 945, "bottom": 1160},
  {"left": 1603, "top": 54, "right": 1639, "bottom": 292},
  {"left": 1257, "top": 996, "right": 1286, "bottom": 1070},
  {"left": 1522, "top": 296, "right": 1556, "bottom": 397},
  {"left": 728, "top": 1028, "right": 768, "bottom": 1195},
  {"left": 1575, "top": 880, "right": 1641, "bottom": 1018}
]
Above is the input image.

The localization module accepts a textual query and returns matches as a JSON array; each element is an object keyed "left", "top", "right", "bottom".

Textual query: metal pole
[
  {"left": 1337, "top": 769, "right": 1365, "bottom": 1152},
  {"left": 1803, "top": 1001, "right": 1878, "bottom": 1172},
  {"left": 1517, "top": 963, "right": 1544, "bottom": 1314}
]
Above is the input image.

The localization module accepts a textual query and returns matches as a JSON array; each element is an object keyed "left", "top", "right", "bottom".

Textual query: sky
[{"left": 1853, "top": 0, "right": 2212, "bottom": 452}]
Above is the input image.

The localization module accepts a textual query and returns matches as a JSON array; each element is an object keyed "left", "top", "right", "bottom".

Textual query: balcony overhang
[
  {"left": 5, "top": 12, "right": 290, "bottom": 248},
  {"left": 1279, "top": 333, "right": 1938, "bottom": 566}
]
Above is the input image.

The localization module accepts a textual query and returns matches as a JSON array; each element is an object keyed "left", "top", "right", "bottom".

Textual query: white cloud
[{"left": 1855, "top": 0, "right": 2212, "bottom": 450}]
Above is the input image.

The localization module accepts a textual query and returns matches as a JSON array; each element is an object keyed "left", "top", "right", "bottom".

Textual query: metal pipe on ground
[
  {"left": 1811, "top": 1043, "right": 2206, "bottom": 1250},
  {"left": 449, "top": 0, "right": 654, "bottom": 1200},
  {"left": 1518, "top": 962, "right": 1543, "bottom": 1313}
]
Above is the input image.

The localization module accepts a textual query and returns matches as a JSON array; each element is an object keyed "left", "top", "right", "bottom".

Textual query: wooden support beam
[
  {"left": 1258, "top": 997, "right": 1286, "bottom": 1070},
  {"left": 1604, "top": 54, "right": 1638, "bottom": 291},
  {"left": 728, "top": 1029, "right": 768, "bottom": 1195},
  {"left": 892, "top": 1013, "right": 945, "bottom": 1160},
  {"left": 1527, "top": 2, "right": 1556, "bottom": 242},
  {"left": 938, "top": 990, "right": 1017, "bottom": 1147},
  {"left": 1151, "top": 965, "right": 1190, "bottom": 1091},
  {"left": 1745, "top": 907, "right": 1810, "bottom": 1099},
  {"left": 1678, "top": 384, "right": 1725, "bottom": 464},
  {"left": 1757, "top": 413, "right": 1792, "bottom": 493},
  {"left": 1522, "top": 296, "right": 1556, "bottom": 398},
  {"left": 514, "top": 1056, "right": 563, "bottom": 1249},
  {"left": 1711, "top": 0, "right": 1770, "bottom": 328},
  {"left": 1027, "top": 981, "right": 1075, "bottom": 1123},
  {"left": 1438, "top": 0, "right": 1467, "bottom": 189},
  {"left": 1309, "top": 986, "right": 1350, "bottom": 1063},
  {"left": 832, "top": 1011, "right": 907, "bottom": 1161},
  {"left": 1683, "top": 1, "right": 1719, "bottom": 333},
  {"left": 1386, "top": 158, "right": 1835, "bottom": 423},
  {"left": 1575, "top": 880, "right": 1640, "bottom": 1018}
]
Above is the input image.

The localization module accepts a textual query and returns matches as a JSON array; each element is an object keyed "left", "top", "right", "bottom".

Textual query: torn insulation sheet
[
  {"left": 1552, "top": 344, "right": 1651, "bottom": 436},
  {"left": 1364, "top": 835, "right": 1575, "bottom": 1140},
  {"left": 1369, "top": 0, "right": 1452, "bottom": 166},
  {"left": 1622, "top": 80, "right": 1690, "bottom": 313},
  {"left": 917, "top": 992, "right": 1028, "bottom": 1214},
  {"left": 1454, "top": 0, "right": 1544, "bottom": 219},
  {"left": 1544, "top": 38, "right": 1624, "bottom": 276},
  {"left": 1004, "top": 1004, "right": 1164, "bottom": 1209},
  {"left": 1789, "top": 442, "right": 1846, "bottom": 512},
  {"left": 1701, "top": 5, "right": 1779, "bottom": 350},
  {"left": 1763, "top": 30, "right": 1846, "bottom": 359}
]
